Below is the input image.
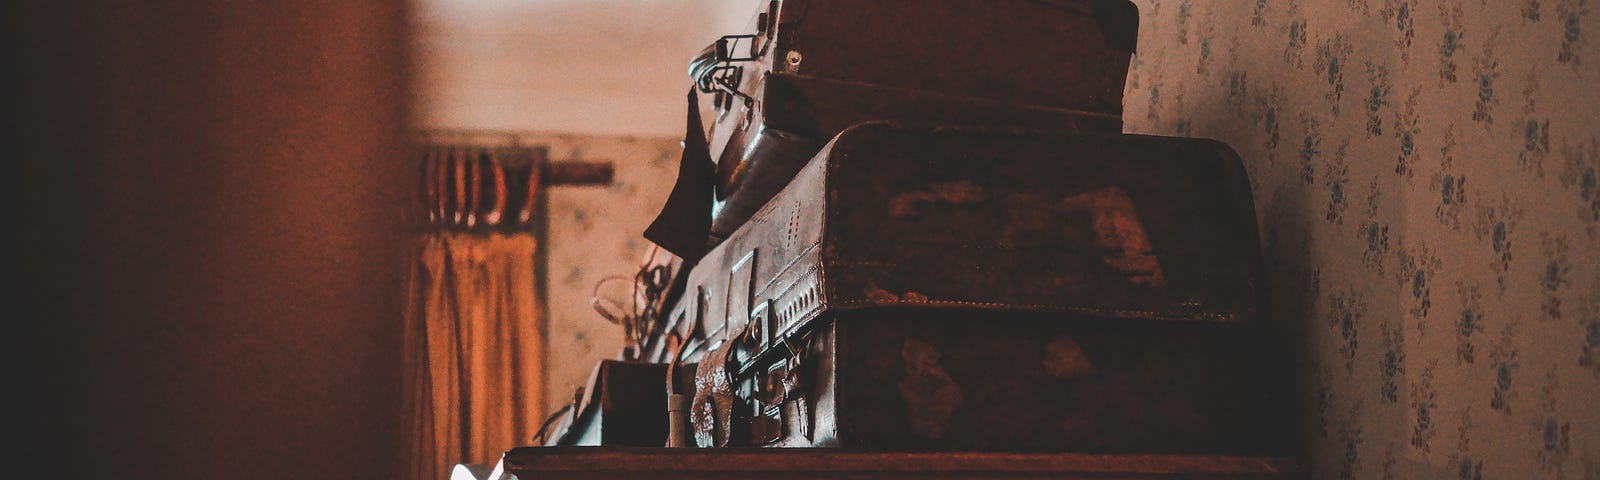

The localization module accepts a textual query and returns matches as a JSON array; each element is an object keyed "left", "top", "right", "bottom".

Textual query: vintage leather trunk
[
  {"left": 696, "top": 0, "right": 1139, "bottom": 237},
  {"left": 647, "top": 123, "right": 1298, "bottom": 454},
  {"left": 750, "top": 311, "right": 1300, "bottom": 454},
  {"left": 654, "top": 122, "right": 1267, "bottom": 360}
]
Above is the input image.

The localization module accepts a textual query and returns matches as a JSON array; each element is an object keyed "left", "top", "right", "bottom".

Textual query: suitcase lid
[
  {"left": 812, "top": 123, "right": 1264, "bottom": 324},
  {"left": 666, "top": 123, "right": 1265, "bottom": 364}
]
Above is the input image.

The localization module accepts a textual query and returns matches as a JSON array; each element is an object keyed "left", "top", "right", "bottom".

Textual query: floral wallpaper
[
  {"left": 534, "top": 133, "right": 680, "bottom": 413},
  {"left": 1121, "top": 1, "right": 1598, "bottom": 478}
]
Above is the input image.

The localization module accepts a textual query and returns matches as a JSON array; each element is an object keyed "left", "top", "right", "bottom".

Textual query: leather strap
[{"left": 690, "top": 338, "right": 738, "bottom": 447}]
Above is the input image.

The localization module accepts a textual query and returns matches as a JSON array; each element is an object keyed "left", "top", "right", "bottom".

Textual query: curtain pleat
[{"left": 405, "top": 233, "right": 545, "bottom": 480}]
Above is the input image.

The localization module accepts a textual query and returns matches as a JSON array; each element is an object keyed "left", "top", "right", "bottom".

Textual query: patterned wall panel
[
  {"left": 529, "top": 134, "right": 679, "bottom": 414},
  {"left": 1122, "top": 1, "right": 1598, "bottom": 478}
]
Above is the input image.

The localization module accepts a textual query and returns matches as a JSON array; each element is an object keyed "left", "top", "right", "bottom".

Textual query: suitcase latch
[{"left": 748, "top": 335, "right": 812, "bottom": 444}]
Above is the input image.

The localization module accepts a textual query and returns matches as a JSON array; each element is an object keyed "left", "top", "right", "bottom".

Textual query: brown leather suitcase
[
  {"left": 692, "top": 0, "right": 1140, "bottom": 238},
  {"left": 645, "top": 123, "right": 1299, "bottom": 455},
  {"left": 750, "top": 311, "right": 1299, "bottom": 454}
]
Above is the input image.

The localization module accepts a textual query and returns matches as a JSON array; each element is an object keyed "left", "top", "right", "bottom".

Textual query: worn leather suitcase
[
  {"left": 646, "top": 123, "right": 1299, "bottom": 455},
  {"left": 746, "top": 311, "right": 1299, "bottom": 454},
  {"left": 691, "top": 0, "right": 1140, "bottom": 238}
]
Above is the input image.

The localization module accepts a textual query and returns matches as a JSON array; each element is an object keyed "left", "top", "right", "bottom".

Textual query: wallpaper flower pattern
[
  {"left": 1122, "top": 1, "right": 1599, "bottom": 478},
  {"left": 536, "top": 134, "right": 680, "bottom": 412}
]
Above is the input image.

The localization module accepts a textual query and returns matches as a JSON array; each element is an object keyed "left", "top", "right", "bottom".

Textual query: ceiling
[{"left": 414, "top": 0, "right": 762, "bottom": 137}]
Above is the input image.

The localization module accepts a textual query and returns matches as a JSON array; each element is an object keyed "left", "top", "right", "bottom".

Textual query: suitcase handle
[{"left": 692, "top": 36, "right": 759, "bottom": 112}]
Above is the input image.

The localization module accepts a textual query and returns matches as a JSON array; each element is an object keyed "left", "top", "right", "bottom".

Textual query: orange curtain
[{"left": 404, "top": 233, "right": 544, "bottom": 480}]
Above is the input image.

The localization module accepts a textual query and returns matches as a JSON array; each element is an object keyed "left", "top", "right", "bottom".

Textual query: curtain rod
[{"left": 414, "top": 143, "right": 616, "bottom": 233}]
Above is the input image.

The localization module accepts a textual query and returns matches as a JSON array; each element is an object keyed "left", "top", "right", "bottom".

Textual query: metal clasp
[{"left": 692, "top": 34, "right": 763, "bottom": 111}]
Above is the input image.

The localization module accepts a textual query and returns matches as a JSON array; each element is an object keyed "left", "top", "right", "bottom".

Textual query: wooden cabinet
[{"left": 493, "top": 447, "right": 1306, "bottom": 479}]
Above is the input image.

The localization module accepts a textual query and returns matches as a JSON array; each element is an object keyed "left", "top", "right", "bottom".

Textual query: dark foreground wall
[{"left": 18, "top": 3, "right": 412, "bottom": 479}]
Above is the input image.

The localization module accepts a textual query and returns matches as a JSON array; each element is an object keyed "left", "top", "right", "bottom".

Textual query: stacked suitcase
[{"left": 542, "top": 0, "right": 1302, "bottom": 460}]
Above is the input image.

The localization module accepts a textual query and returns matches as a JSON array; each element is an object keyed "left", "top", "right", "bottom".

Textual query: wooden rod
[{"left": 542, "top": 162, "right": 614, "bottom": 186}]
